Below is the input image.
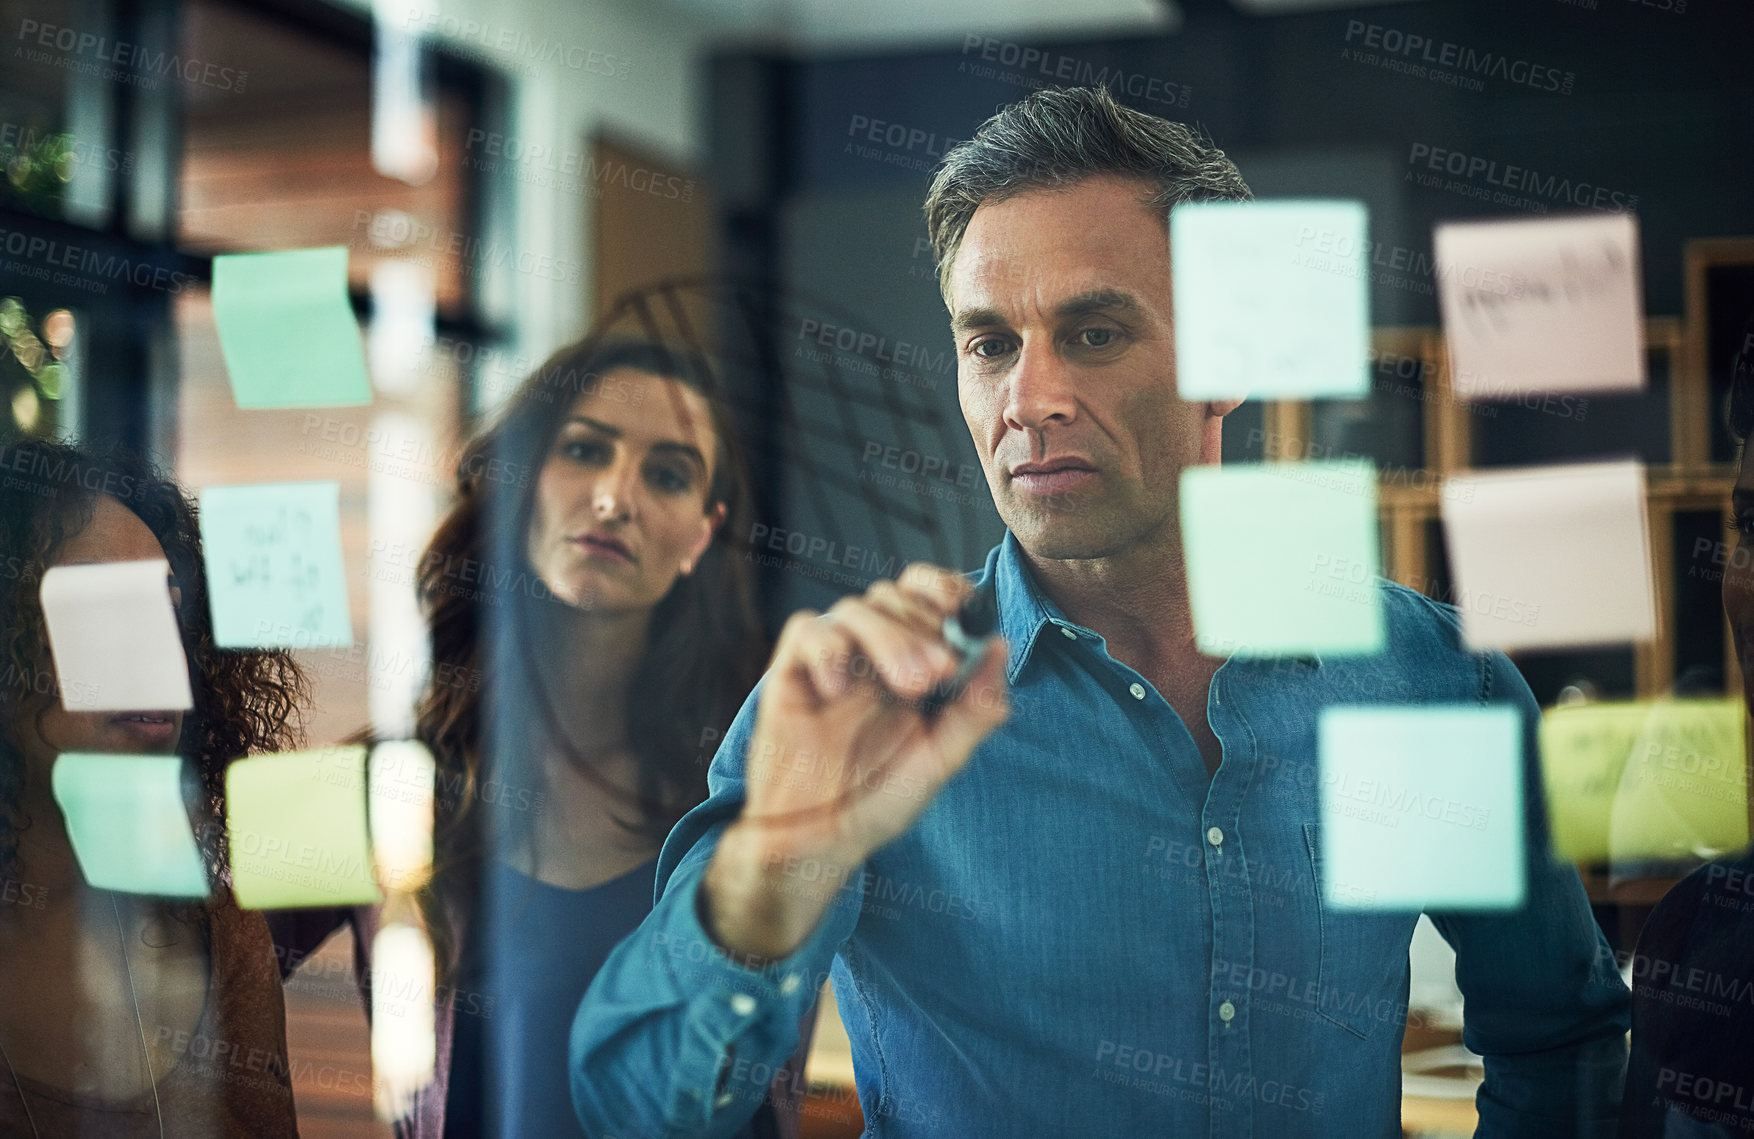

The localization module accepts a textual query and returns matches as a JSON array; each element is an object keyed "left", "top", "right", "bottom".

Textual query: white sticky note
[
  {"left": 369, "top": 740, "right": 435, "bottom": 892},
  {"left": 1436, "top": 213, "right": 1645, "bottom": 399},
  {"left": 1319, "top": 705, "right": 1525, "bottom": 911},
  {"left": 52, "top": 753, "right": 209, "bottom": 897},
  {"left": 39, "top": 560, "right": 193, "bottom": 712},
  {"left": 1172, "top": 199, "right": 1371, "bottom": 400},
  {"left": 198, "top": 481, "right": 353, "bottom": 649},
  {"left": 1180, "top": 460, "right": 1385, "bottom": 657},
  {"left": 1440, "top": 461, "right": 1655, "bottom": 652},
  {"left": 371, "top": 923, "right": 437, "bottom": 1121}
]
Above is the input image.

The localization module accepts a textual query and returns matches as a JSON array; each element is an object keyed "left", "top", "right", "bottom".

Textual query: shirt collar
[{"left": 985, "top": 531, "right": 1322, "bottom": 682}]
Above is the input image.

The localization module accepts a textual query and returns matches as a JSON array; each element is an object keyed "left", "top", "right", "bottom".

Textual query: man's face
[{"left": 947, "top": 175, "right": 1228, "bottom": 562}]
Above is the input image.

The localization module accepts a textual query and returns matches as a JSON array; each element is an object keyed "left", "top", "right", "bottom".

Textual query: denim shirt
[{"left": 571, "top": 534, "right": 1630, "bottom": 1139}]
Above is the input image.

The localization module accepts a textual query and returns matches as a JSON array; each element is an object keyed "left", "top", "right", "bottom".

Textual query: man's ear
[{"left": 1207, "top": 398, "right": 1246, "bottom": 419}]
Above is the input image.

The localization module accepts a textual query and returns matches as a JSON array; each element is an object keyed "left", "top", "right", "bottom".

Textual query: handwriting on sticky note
[
  {"left": 1180, "top": 460, "right": 1384, "bottom": 657},
  {"left": 39, "top": 560, "right": 193, "bottom": 712},
  {"left": 1541, "top": 699, "right": 1747, "bottom": 864},
  {"left": 199, "top": 482, "right": 352, "bottom": 649},
  {"left": 1436, "top": 213, "right": 1644, "bottom": 399},
  {"left": 1172, "top": 199, "right": 1371, "bottom": 401},
  {"left": 1440, "top": 460, "right": 1654, "bottom": 652},
  {"left": 53, "top": 754, "right": 209, "bottom": 897},
  {"left": 212, "top": 246, "right": 373, "bottom": 409},
  {"left": 1319, "top": 705, "right": 1525, "bottom": 911},
  {"left": 227, "top": 747, "right": 381, "bottom": 909}
]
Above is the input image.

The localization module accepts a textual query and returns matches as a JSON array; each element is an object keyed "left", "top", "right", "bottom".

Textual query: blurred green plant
[
  {"left": 1, "top": 298, "right": 71, "bottom": 435},
  {"left": 0, "top": 127, "right": 74, "bottom": 213}
]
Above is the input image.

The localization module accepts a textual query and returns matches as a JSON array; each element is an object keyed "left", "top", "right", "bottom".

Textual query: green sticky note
[
  {"left": 1541, "top": 699, "right": 1747, "bottom": 864},
  {"left": 1172, "top": 199, "right": 1370, "bottom": 400},
  {"left": 227, "top": 747, "right": 382, "bottom": 909},
  {"left": 52, "top": 754, "right": 209, "bottom": 897},
  {"left": 199, "top": 481, "right": 353, "bottom": 649},
  {"left": 1180, "top": 461, "right": 1385, "bottom": 657},
  {"left": 1319, "top": 705, "right": 1525, "bottom": 911},
  {"left": 212, "top": 246, "right": 372, "bottom": 409}
]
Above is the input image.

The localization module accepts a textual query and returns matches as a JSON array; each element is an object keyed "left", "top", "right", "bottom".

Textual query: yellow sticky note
[
  {"left": 1540, "top": 699, "right": 1748, "bottom": 863},
  {"left": 226, "top": 747, "right": 381, "bottom": 909}
]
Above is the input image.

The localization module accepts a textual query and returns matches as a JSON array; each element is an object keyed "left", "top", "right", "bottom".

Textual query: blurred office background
[{"left": 3, "top": 0, "right": 1752, "bottom": 1134}]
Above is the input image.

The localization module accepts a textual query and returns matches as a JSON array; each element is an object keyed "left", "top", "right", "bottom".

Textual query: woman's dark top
[
  {"left": 444, "top": 856, "right": 663, "bottom": 1138},
  {"left": 1621, "top": 845, "right": 1754, "bottom": 1138}
]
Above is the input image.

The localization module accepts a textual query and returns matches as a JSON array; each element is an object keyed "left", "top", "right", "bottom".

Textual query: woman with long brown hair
[
  {"left": 271, "top": 337, "right": 800, "bottom": 1137},
  {"left": 0, "top": 438, "right": 308, "bottom": 1137}
]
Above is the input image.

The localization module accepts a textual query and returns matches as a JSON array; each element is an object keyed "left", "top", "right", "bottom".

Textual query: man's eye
[
  {"left": 1078, "top": 328, "right": 1116, "bottom": 348},
  {"left": 971, "top": 339, "right": 1010, "bottom": 359}
]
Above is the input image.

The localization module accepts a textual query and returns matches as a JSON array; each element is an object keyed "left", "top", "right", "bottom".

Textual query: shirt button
[
  {"left": 1218, "top": 1001, "right": 1236, "bottom": 1023},
  {"left": 1128, "top": 682, "right": 1146, "bottom": 700},
  {"left": 715, "top": 1092, "right": 736, "bottom": 1109},
  {"left": 1060, "top": 626, "right": 1077, "bottom": 640},
  {"left": 779, "top": 974, "right": 802, "bottom": 996},
  {"left": 1207, "top": 826, "right": 1224, "bottom": 847},
  {"left": 729, "top": 993, "right": 757, "bottom": 1017}
]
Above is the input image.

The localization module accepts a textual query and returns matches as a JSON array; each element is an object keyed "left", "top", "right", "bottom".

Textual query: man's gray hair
[{"left": 923, "top": 86, "right": 1252, "bottom": 299}]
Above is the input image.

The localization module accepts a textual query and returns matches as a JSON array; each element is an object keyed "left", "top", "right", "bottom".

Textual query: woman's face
[
  {"left": 526, "top": 368, "right": 725, "bottom": 613},
  {"left": 16, "top": 495, "right": 186, "bottom": 777}
]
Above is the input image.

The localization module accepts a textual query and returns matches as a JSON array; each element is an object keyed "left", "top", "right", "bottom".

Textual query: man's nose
[{"left": 1001, "top": 343, "right": 1077, "bottom": 433}]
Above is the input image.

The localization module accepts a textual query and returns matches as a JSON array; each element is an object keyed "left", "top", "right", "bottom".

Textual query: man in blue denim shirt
[{"left": 571, "top": 86, "right": 1629, "bottom": 1138}]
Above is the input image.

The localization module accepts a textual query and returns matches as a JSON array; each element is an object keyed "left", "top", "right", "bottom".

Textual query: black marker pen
[{"left": 922, "top": 578, "right": 998, "bottom": 718}]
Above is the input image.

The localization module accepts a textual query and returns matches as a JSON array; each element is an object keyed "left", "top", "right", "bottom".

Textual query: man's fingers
[
  {"left": 773, "top": 610, "right": 854, "bottom": 702},
  {"left": 824, "top": 597, "right": 957, "bottom": 697},
  {"left": 896, "top": 563, "right": 971, "bottom": 618},
  {"left": 929, "top": 636, "right": 1010, "bottom": 756},
  {"left": 862, "top": 579, "right": 950, "bottom": 639}
]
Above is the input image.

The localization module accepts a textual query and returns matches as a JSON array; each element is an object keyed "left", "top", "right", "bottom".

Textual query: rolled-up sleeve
[
  {"left": 570, "top": 680, "right": 863, "bottom": 1139},
  {"left": 1429, "top": 650, "right": 1631, "bottom": 1139}
]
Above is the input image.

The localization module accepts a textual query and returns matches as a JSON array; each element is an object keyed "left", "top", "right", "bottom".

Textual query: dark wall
[{"left": 710, "top": 0, "right": 1754, "bottom": 620}]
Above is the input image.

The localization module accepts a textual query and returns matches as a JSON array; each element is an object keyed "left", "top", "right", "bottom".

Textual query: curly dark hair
[
  {"left": 0, "top": 437, "right": 307, "bottom": 893},
  {"left": 413, "top": 337, "right": 767, "bottom": 978}
]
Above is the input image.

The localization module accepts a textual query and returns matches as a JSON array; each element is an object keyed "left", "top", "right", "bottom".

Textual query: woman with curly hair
[
  {"left": 271, "top": 338, "right": 811, "bottom": 1138},
  {"left": 0, "top": 437, "right": 308, "bottom": 1137}
]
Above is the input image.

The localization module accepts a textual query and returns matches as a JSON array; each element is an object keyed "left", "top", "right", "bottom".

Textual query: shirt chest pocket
[{"left": 1300, "top": 822, "right": 1417, "bottom": 1041}]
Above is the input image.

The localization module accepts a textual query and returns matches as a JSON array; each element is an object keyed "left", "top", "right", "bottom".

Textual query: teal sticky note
[
  {"left": 1318, "top": 705, "right": 1525, "bottom": 911},
  {"left": 227, "top": 747, "right": 382, "bottom": 909},
  {"left": 1172, "top": 200, "right": 1370, "bottom": 400},
  {"left": 1180, "top": 460, "right": 1384, "bottom": 656},
  {"left": 199, "top": 481, "right": 353, "bottom": 649},
  {"left": 52, "top": 753, "right": 209, "bottom": 897},
  {"left": 212, "top": 246, "right": 372, "bottom": 409}
]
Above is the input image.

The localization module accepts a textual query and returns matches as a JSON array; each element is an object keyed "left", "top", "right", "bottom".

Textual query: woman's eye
[
  {"left": 648, "top": 466, "right": 691, "bottom": 494},
  {"left": 563, "top": 439, "right": 608, "bottom": 463}
]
